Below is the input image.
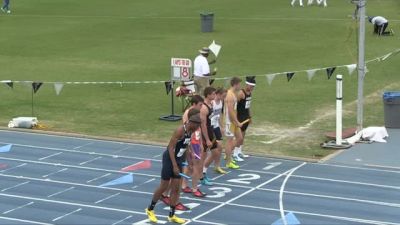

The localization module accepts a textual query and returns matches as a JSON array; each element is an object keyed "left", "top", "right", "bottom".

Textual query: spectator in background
[
  {"left": 368, "top": 16, "right": 394, "bottom": 36},
  {"left": 291, "top": 0, "right": 304, "bottom": 7},
  {"left": 1, "top": 0, "right": 11, "bottom": 14},
  {"left": 193, "top": 47, "right": 216, "bottom": 96}
]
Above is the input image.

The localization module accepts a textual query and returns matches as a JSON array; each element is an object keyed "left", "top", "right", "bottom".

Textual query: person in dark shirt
[
  {"left": 234, "top": 76, "right": 256, "bottom": 161},
  {"left": 146, "top": 113, "right": 201, "bottom": 224}
]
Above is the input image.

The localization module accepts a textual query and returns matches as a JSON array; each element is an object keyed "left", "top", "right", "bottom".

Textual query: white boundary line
[
  {"left": 0, "top": 141, "right": 162, "bottom": 163},
  {"left": 2, "top": 201, "right": 34, "bottom": 214},
  {"left": 79, "top": 156, "right": 102, "bottom": 165},
  {"left": 279, "top": 163, "right": 306, "bottom": 225},
  {"left": 47, "top": 187, "right": 75, "bottom": 198},
  {"left": 5, "top": 14, "right": 400, "bottom": 22},
  {"left": 111, "top": 215, "right": 132, "bottom": 225},
  {"left": 1, "top": 181, "right": 30, "bottom": 192},
  {"left": 52, "top": 208, "right": 82, "bottom": 222},
  {"left": 1, "top": 155, "right": 399, "bottom": 192},
  {"left": 38, "top": 152, "right": 63, "bottom": 161},
  {"left": 0, "top": 172, "right": 398, "bottom": 225},
  {"left": 0, "top": 130, "right": 164, "bottom": 149},
  {"left": 94, "top": 192, "right": 120, "bottom": 204},
  {"left": 0, "top": 216, "right": 53, "bottom": 225},
  {"left": 0, "top": 163, "right": 27, "bottom": 172},
  {"left": 228, "top": 203, "right": 400, "bottom": 225},
  {"left": 186, "top": 164, "right": 303, "bottom": 224}
]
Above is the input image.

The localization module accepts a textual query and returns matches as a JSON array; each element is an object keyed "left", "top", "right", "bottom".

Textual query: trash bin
[
  {"left": 200, "top": 12, "right": 214, "bottom": 32},
  {"left": 383, "top": 91, "right": 400, "bottom": 128}
]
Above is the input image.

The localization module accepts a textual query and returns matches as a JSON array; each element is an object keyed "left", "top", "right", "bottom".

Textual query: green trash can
[
  {"left": 383, "top": 92, "right": 400, "bottom": 128},
  {"left": 200, "top": 12, "right": 214, "bottom": 32}
]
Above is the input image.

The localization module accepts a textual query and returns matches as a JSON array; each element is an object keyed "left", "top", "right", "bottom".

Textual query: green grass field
[{"left": 0, "top": 0, "right": 399, "bottom": 159}]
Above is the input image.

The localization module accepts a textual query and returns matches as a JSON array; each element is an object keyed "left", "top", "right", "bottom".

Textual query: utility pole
[{"left": 356, "top": 0, "right": 366, "bottom": 131}]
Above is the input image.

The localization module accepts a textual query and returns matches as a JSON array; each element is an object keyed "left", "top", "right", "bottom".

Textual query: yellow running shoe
[
  {"left": 168, "top": 215, "right": 186, "bottom": 224},
  {"left": 226, "top": 161, "right": 240, "bottom": 169},
  {"left": 214, "top": 167, "right": 227, "bottom": 174},
  {"left": 145, "top": 208, "right": 158, "bottom": 223}
]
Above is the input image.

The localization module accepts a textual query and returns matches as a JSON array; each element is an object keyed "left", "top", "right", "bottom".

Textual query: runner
[
  {"left": 145, "top": 113, "right": 201, "bottom": 224},
  {"left": 202, "top": 87, "right": 226, "bottom": 182},
  {"left": 224, "top": 77, "right": 243, "bottom": 169},
  {"left": 180, "top": 95, "right": 208, "bottom": 197},
  {"left": 234, "top": 76, "right": 256, "bottom": 162},
  {"left": 161, "top": 95, "right": 203, "bottom": 209},
  {"left": 209, "top": 87, "right": 227, "bottom": 174}
]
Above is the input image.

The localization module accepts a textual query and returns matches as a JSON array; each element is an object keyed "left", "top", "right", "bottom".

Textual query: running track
[{"left": 0, "top": 130, "right": 399, "bottom": 225}]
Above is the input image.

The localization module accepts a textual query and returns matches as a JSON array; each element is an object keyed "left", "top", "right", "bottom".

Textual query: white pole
[
  {"left": 357, "top": 0, "right": 366, "bottom": 131},
  {"left": 336, "top": 75, "right": 343, "bottom": 146}
]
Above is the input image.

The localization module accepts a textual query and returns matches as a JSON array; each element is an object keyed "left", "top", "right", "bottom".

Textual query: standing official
[{"left": 193, "top": 47, "right": 216, "bottom": 96}]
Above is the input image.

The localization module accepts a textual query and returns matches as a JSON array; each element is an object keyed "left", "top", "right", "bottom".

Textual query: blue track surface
[{"left": 0, "top": 130, "right": 399, "bottom": 225}]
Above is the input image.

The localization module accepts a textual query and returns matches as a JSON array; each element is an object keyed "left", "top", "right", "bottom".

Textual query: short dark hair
[
  {"left": 187, "top": 108, "right": 200, "bottom": 118},
  {"left": 230, "top": 77, "right": 242, "bottom": 87},
  {"left": 203, "top": 87, "right": 216, "bottom": 98},
  {"left": 215, "top": 87, "right": 225, "bottom": 95},
  {"left": 190, "top": 95, "right": 204, "bottom": 105}
]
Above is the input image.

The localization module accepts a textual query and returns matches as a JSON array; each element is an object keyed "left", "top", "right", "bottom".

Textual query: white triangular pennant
[
  {"left": 209, "top": 40, "right": 222, "bottom": 57},
  {"left": 266, "top": 74, "right": 277, "bottom": 86},
  {"left": 54, "top": 82, "right": 64, "bottom": 96},
  {"left": 346, "top": 64, "right": 357, "bottom": 76},
  {"left": 306, "top": 69, "right": 318, "bottom": 81}
]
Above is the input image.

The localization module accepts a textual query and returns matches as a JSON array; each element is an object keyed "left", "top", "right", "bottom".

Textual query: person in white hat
[
  {"left": 193, "top": 47, "right": 216, "bottom": 96},
  {"left": 291, "top": 0, "right": 304, "bottom": 7}
]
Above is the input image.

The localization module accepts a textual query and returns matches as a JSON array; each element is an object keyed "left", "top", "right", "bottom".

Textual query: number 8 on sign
[{"left": 181, "top": 67, "right": 189, "bottom": 80}]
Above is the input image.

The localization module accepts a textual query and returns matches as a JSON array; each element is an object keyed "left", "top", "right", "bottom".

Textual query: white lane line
[
  {"left": 0, "top": 142, "right": 161, "bottom": 162},
  {"left": 0, "top": 173, "right": 398, "bottom": 225},
  {"left": 319, "top": 163, "right": 400, "bottom": 174},
  {"left": 228, "top": 202, "right": 400, "bottom": 225},
  {"left": 95, "top": 192, "right": 120, "bottom": 204},
  {"left": 0, "top": 156, "right": 155, "bottom": 178},
  {"left": 42, "top": 168, "right": 68, "bottom": 178},
  {"left": 153, "top": 154, "right": 162, "bottom": 158},
  {"left": 52, "top": 208, "right": 81, "bottom": 222},
  {"left": 211, "top": 171, "right": 231, "bottom": 181},
  {"left": 38, "top": 152, "right": 63, "bottom": 161},
  {"left": 236, "top": 168, "right": 400, "bottom": 190},
  {"left": 261, "top": 187, "right": 400, "bottom": 208},
  {"left": 79, "top": 156, "right": 102, "bottom": 165},
  {"left": 0, "top": 216, "right": 53, "bottom": 225},
  {"left": 2, "top": 201, "right": 34, "bottom": 214},
  {"left": 0, "top": 192, "right": 172, "bottom": 219},
  {"left": 279, "top": 163, "right": 306, "bottom": 225},
  {"left": 187, "top": 164, "right": 305, "bottom": 224},
  {"left": 47, "top": 187, "right": 75, "bottom": 198},
  {"left": 364, "top": 164, "right": 400, "bottom": 171},
  {"left": 112, "top": 215, "right": 132, "bottom": 225},
  {"left": 0, "top": 129, "right": 164, "bottom": 149},
  {"left": 0, "top": 163, "right": 27, "bottom": 172},
  {"left": 73, "top": 142, "right": 93, "bottom": 150},
  {"left": 87, "top": 173, "right": 111, "bottom": 183},
  {"left": 1, "top": 181, "right": 30, "bottom": 192},
  {"left": 112, "top": 146, "right": 131, "bottom": 154}
]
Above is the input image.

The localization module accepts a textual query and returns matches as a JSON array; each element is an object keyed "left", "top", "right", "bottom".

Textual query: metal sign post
[{"left": 159, "top": 58, "right": 192, "bottom": 121}]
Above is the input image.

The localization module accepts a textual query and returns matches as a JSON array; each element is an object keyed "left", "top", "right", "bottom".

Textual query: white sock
[
  {"left": 203, "top": 167, "right": 208, "bottom": 174},
  {"left": 233, "top": 147, "right": 240, "bottom": 156},
  {"left": 238, "top": 145, "right": 243, "bottom": 154}
]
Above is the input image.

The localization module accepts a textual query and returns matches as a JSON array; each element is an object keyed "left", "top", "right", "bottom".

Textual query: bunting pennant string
[
  {"left": 0, "top": 48, "right": 398, "bottom": 92},
  {"left": 346, "top": 64, "right": 357, "bottom": 76},
  {"left": 32, "top": 82, "right": 43, "bottom": 94},
  {"left": 326, "top": 67, "right": 336, "bottom": 80},
  {"left": 306, "top": 69, "right": 317, "bottom": 81},
  {"left": 287, "top": 72, "right": 295, "bottom": 82},
  {"left": 54, "top": 83, "right": 64, "bottom": 96},
  {"left": 266, "top": 74, "right": 277, "bottom": 86}
]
